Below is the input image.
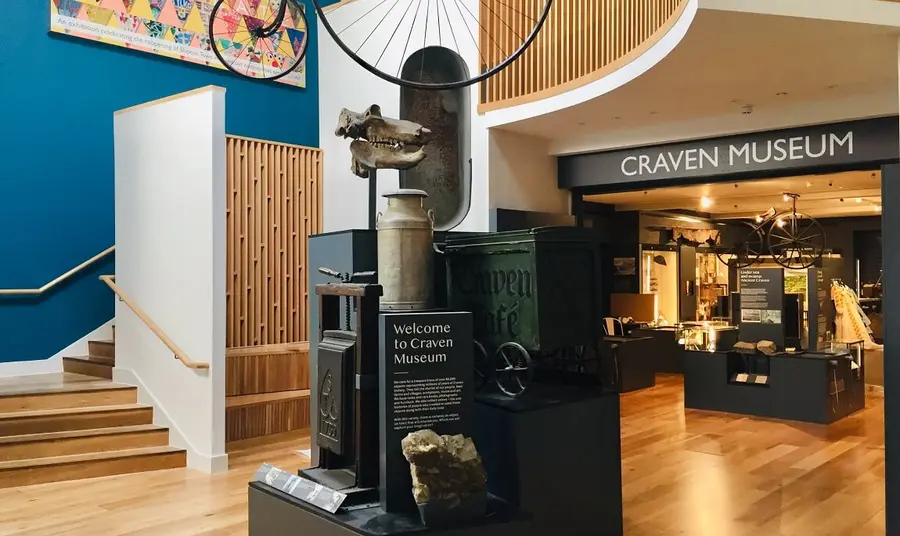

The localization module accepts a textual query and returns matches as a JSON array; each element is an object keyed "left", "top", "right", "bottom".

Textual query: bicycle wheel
[
  {"left": 311, "top": 0, "right": 554, "bottom": 90},
  {"left": 209, "top": 0, "right": 310, "bottom": 81},
  {"left": 767, "top": 212, "right": 826, "bottom": 270},
  {"left": 494, "top": 342, "right": 533, "bottom": 398},
  {"left": 716, "top": 221, "right": 764, "bottom": 269}
]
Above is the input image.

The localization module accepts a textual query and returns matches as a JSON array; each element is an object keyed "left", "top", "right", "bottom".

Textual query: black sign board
[
  {"left": 738, "top": 268, "right": 785, "bottom": 348},
  {"left": 559, "top": 116, "right": 899, "bottom": 189},
  {"left": 378, "top": 310, "right": 474, "bottom": 514}
]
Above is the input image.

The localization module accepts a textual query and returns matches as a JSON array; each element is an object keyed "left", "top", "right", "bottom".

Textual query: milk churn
[{"left": 376, "top": 189, "right": 434, "bottom": 310}]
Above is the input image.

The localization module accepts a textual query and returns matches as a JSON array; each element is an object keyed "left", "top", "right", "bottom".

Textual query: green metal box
[{"left": 444, "top": 227, "right": 602, "bottom": 352}]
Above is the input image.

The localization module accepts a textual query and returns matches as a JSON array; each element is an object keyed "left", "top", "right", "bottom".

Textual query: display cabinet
[{"left": 677, "top": 321, "right": 739, "bottom": 352}]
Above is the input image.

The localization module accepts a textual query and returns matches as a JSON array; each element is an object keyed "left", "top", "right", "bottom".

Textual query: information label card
[
  {"left": 254, "top": 464, "right": 347, "bottom": 514},
  {"left": 378, "top": 310, "right": 474, "bottom": 513},
  {"left": 739, "top": 268, "right": 785, "bottom": 347}
]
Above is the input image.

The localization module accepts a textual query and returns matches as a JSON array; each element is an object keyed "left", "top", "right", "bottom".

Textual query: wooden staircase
[
  {"left": 0, "top": 373, "right": 185, "bottom": 488},
  {"left": 62, "top": 339, "right": 116, "bottom": 380}
]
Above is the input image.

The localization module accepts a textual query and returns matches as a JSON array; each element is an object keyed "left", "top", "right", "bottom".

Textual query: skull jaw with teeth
[{"left": 335, "top": 105, "right": 432, "bottom": 178}]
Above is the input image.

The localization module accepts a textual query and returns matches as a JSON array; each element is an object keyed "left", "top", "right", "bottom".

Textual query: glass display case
[{"left": 677, "top": 321, "right": 739, "bottom": 352}]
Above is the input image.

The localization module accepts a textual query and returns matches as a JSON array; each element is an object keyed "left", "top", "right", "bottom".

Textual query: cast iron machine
[{"left": 300, "top": 268, "right": 381, "bottom": 507}]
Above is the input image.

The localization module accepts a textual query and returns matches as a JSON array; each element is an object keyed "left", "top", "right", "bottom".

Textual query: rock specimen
[
  {"left": 756, "top": 340, "right": 777, "bottom": 355},
  {"left": 400, "top": 429, "right": 486, "bottom": 507},
  {"left": 732, "top": 341, "right": 757, "bottom": 354}
]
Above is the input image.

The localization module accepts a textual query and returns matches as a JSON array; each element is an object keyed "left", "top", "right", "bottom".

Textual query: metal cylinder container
[{"left": 377, "top": 189, "right": 434, "bottom": 310}]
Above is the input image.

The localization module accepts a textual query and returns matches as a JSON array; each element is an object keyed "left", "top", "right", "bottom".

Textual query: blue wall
[{"left": 0, "top": 1, "right": 322, "bottom": 363}]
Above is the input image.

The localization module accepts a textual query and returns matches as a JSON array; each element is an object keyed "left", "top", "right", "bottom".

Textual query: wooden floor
[{"left": 0, "top": 374, "right": 885, "bottom": 535}]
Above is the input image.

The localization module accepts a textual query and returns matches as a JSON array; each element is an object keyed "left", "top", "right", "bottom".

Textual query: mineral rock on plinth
[{"left": 400, "top": 429, "right": 487, "bottom": 507}]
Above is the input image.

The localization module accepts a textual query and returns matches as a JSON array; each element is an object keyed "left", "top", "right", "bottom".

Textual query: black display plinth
[
  {"left": 473, "top": 386, "right": 623, "bottom": 536},
  {"left": 684, "top": 350, "right": 865, "bottom": 424},
  {"left": 601, "top": 336, "right": 655, "bottom": 392},
  {"left": 248, "top": 482, "right": 532, "bottom": 536},
  {"left": 630, "top": 327, "right": 682, "bottom": 374}
]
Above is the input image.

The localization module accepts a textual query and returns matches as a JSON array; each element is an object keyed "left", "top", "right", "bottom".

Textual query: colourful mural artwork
[{"left": 50, "top": 0, "right": 307, "bottom": 87}]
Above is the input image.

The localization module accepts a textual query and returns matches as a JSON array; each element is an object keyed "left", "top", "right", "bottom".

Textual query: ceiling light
[
  {"left": 855, "top": 198, "right": 863, "bottom": 203},
  {"left": 700, "top": 196, "right": 713, "bottom": 209},
  {"left": 676, "top": 215, "right": 703, "bottom": 223},
  {"left": 806, "top": 182, "right": 813, "bottom": 188}
]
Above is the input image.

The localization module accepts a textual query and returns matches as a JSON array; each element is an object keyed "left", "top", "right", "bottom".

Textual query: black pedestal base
[
  {"left": 684, "top": 350, "right": 865, "bottom": 424},
  {"left": 474, "top": 386, "right": 623, "bottom": 536},
  {"left": 248, "top": 482, "right": 531, "bottom": 536}
]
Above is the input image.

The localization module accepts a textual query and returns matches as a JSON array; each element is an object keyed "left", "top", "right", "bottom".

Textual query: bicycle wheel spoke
[
  {"left": 355, "top": 0, "right": 404, "bottom": 56},
  {"left": 439, "top": 0, "right": 462, "bottom": 62},
  {"left": 394, "top": 0, "right": 423, "bottom": 75},
  {"left": 478, "top": 0, "right": 523, "bottom": 55},
  {"left": 451, "top": 0, "right": 488, "bottom": 71},
  {"left": 336, "top": 0, "right": 392, "bottom": 36},
  {"left": 493, "top": 0, "right": 537, "bottom": 22}
]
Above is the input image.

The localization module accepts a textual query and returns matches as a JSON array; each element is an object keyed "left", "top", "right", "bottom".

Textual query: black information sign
[
  {"left": 254, "top": 464, "right": 347, "bottom": 514},
  {"left": 559, "top": 116, "right": 899, "bottom": 188},
  {"left": 378, "top": 310, "right": 474, "bottom": 514},
  {"left": 738, "top": 268, "right": 785, "bottom": 347}
]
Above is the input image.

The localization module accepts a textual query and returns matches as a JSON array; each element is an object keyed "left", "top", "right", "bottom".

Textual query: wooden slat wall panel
[
  {"left": 225, "top": 135, "right": 323, "bottom": 349},
  {"left": 225, "top": 343, "right": 310, "bottom": 396},
  {"left": 225, "top": 395, "right": 311, "bottom": 442},
  {"left": 479, "top": 0, "right": 687, "bottom": 111}
]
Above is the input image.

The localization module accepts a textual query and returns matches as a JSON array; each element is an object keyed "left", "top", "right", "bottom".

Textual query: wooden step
[
  {"left": 0, "top": 446, "right": 186, "bottom": 488},
  {"left": 62, "top": 357, "right": 115, "bottom": 380},
  {"left": 0, "top": 425, "right": 169, "bottom": 462},
  {"left": 0, "top": 382, "right": 135, "bottom": 413},
  {"left": 0, "top": 404, "right": 153, "bottom": 437},
  {"left": 88, "top": 340, "right": 115, "bottom": 360}
]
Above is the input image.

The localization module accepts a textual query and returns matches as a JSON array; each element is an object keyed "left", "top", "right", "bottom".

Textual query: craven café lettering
[{"left": 620, "top": 132, "right": 854, "bottom": 177}]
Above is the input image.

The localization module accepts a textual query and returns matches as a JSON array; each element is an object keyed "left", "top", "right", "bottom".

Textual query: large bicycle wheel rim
[
  {"left": 209, "top": 0, "right": 310, "bottom": 82},
  {"left": 311, "top": 0, "right": 553, "bottom": 90},
  {"left": 717, "top": 221, "right": 763, "bottom": 268},
  {"left": 767, "top": 214, "right": 826, "bottom": 270}
]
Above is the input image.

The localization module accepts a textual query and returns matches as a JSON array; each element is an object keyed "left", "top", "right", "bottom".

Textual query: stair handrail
[
  {"left": 0, "top": 246, "right": 115, "bottom": 296},
  {"left": 99, "top": 275, "right": 210, "bottom": 370}
]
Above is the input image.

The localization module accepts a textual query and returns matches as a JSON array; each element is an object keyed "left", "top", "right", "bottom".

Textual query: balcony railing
[{"left": 479, "top": 0, "right": 688, "bottom": 112}]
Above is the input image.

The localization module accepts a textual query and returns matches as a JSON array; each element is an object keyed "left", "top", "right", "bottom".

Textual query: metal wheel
[
  {"left": 473, "top": 340, "right": 490, "bottom": 391},
  {"left": 494, "top": 342, "right": 533, "bottom": 398},
  {"left": 716, "top": 221, "right": 764, "bottom": 269},
  {"left": 766, "top": 212, "right": 826, "bottom": 270},
  {"left": 311, "top": 0, "right": 553, "bottom": 90},
  {"left": 209, "top": 0, "right": 310, "bottom": 82}
]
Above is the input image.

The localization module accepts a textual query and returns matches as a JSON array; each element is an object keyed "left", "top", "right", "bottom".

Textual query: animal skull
[{"left": 335, "top": 105, "right": 432, "bottom": 178}]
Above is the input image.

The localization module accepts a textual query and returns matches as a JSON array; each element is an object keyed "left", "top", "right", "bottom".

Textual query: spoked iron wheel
[
  {"left": 716, "top": 221, "right": 764, "bottom": 269},
  {"left": 209, "top": 0, "right": 310, "bottom": 81},
  {"left": 767, "top": 213, "right": 826, "bottom": 270},
  {"left": 311, "top": 0, "right": 554, "bottom": 90},
  {"left": 494, "top": 342, "right": 534, "bottom": 398},
  {"left": 473, "top": 340, "right": 490, "bottom": 391}
]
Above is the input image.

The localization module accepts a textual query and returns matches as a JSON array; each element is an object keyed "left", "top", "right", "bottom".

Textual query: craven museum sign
[{"left": 558, "top": 116, "right": 900, "bottom": 189}]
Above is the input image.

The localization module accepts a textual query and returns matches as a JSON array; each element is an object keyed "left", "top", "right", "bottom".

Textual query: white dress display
[{"left": 831, "top": 280, "right": 883, "bottom": 351}]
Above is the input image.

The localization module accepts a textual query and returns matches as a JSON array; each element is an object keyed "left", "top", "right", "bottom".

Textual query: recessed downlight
[{"left": 700, "top": 196, "right": 713, "bottom": 209}]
